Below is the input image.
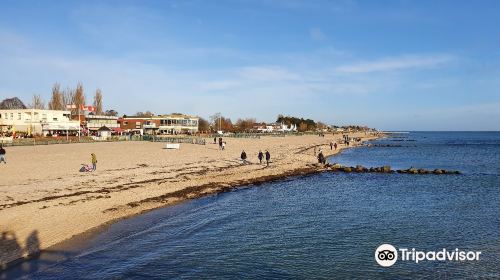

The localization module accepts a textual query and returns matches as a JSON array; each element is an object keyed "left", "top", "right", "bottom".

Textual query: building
[
  {"left": 0, "top": 109, "right": 80, "bottom": 136},
  {"left": 253, "top": 122, "right": 297, "bottom": 133},
  {"left": 85, "top": 114, "right": 120, "bottom": 134},
  {"left": 119, "top": 114, "right": 199, "bottom": 135}
]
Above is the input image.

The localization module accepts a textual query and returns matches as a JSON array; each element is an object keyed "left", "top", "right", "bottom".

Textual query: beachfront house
[
  {"left": 119, "top": 114, "right": 199, "bottom": 135},
  {"left": 253, "top": 122, "right": 297, "bottom": 133},
  {"left": 0, "top": 109, "right": 80, "bottom": 136},
  {"left": 86, "top": 114, "right": 121, "bottom": 135}
]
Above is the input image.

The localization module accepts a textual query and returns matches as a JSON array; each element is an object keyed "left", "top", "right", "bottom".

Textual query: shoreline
[{"left": 0, "top": 132, "right": 381, "bottom": 269}]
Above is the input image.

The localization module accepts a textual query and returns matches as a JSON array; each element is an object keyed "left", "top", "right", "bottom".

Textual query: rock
[
  {"left": 382, "top": 166, "right": 391, "bottom": 173},
  {"left": 369, "top": 167, "right": 375, "bottom": 172},
  {"left": 418, "top": 169, "right": 428, "bottom": 174},
  {"left": 374, "top": 167, "right": 381, "bottom": 172},
  {"left": 332, "top": 163, "right": 342, "bottom": 169},
  {"left": 343, "top": 167, "right": 352, "bottom": 173},
  {"left": 355, "top": 165, "right": 364, "bottom": 172},
  {"left": 433, "top": 169, "right": 443, "bottom": 174},
  {"left": 408, "top": 167, "right": 418, "bottom": 174}
]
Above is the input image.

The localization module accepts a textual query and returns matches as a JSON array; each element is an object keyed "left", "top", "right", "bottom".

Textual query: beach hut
[{"left": 97, "top": 126, "right": 112, "bottom": 140}]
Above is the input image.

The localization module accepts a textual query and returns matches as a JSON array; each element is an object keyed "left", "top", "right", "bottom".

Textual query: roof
[{"left": 97, "top": 126, "right": 112, "bottom": 131}]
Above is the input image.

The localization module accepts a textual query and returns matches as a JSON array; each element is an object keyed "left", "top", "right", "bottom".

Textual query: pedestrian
[
  {"left": 91, "top": 153, "right": 97, "bottom": 171},
  {"left": 222, "top": 141, "right": 226, "bottom": 150},
  {"left": 318, "top": 151, "right": 326, "bottom": 164},
  {"left": 334, "top": 142, "right": 337, "bottom": 150},
  {"left": 258, "top": 150, "right": 263, "bottom": 164},
  {"left": 314, "top": 147, "right": 317, "bottom": 156},
  {"left": 265, "top": 150, "right": 271, "bottom": 167},
  {"left": 213, "top": 137, "right": 216, "bottom": 144},
  {"left": 218, "top": 137, "right": 223, "bottom": 150},
  {"left": 330, "top": 142, "right": 333, "bottom": 150},
  {"left": 240, "top": 150, "right": 247, "bottom": 164},
  {"left": 0, "top": 145, "right": 6, "bottom": 164}
]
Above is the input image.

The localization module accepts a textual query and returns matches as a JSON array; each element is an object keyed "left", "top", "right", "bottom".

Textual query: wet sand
[{"left": 0, "top": 133, "right": 378, "bottom": 267}]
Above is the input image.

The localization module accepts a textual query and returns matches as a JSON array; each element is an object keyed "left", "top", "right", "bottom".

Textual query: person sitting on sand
[
  {"left": 265, "top": 150, "right": 271, "bottom": 167},
  {"left": 258, "top": 150, "right": 263, "bottom": 164},
  {"left": 0, "top": 145, "right": 6, "bottom": 164},
  {"left": 91, "top": 153, "right": 97, "bottom": 171},
  {"left": 241, "top": 150, "right": 248, "bottom": 164}
]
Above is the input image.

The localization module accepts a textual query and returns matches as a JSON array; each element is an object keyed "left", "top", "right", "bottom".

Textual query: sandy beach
[{"left": 0, "top": 132, "right": 378, "bottom": 267}]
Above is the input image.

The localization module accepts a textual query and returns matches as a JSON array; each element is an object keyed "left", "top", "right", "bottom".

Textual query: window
[
  {"left": 0, "top": 113, "right": 2, "bottom": 119},
  {"left": 18, "top": 113, "right": 22, "bottom": 120},
  {"left": 42, "top": 114, "right": 47, "bottom": 121},
  {"left": 10, "top": 113, "right": 14, "bottom": 120},
  {"left": 53, "top": 118, "right": 58, "bottom": 121},
  {"left": 124, "top": 121, "right": 128, "bottom": 125}
]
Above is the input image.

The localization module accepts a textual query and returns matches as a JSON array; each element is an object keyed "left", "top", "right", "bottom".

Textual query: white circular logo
[{"left": 375, "top": 244, "right": 398, "bottom": 267}]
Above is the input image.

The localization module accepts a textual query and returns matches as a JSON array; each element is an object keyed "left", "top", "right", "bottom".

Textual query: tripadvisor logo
[{"left": 375, "top": 244, "right": 481, "bottom": 267}]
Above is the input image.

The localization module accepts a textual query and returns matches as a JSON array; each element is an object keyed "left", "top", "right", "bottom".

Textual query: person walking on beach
[
  {"left": 318, "top": 151, "right": 326, "bottom": 165},
  {"left": 222, "top": 141, "right": 226, "bottom": 150},
  {"left": 91, "top": 153, "right": 97, "bottom": 171},
  {"left": 0, "top": 145, "right": 6, "bottom": 164},
  {"left": 241, "top": 150, "right": 248, "bottom": 164},
  {"left": 258, "top": 150, "right": 263, "bottom": 164},
  {"left": 213, "top": 137, "right": 217, "bottom": 144},
  {"left": 265, "top": 150, "right": 271, "bottom": 167},
  {"left": 218, "top": 137, "right": 223, "bottom": 150},
  {"left": 334, "top": 142, "right": 337, "bottom": 150}
]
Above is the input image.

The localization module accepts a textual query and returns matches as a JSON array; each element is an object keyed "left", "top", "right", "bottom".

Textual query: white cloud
[
  {"left": 335, "top": 55, "right": 454, "bottom": 73},
  {"left": 238, "top": 66, "right": 301, "bottom": 81}
]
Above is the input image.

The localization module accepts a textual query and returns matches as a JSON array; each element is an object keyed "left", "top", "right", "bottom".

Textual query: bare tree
[
  {"left": 72, "top": 82, "right": 85, "bottom": 114},
  {"left": 198, "top": 117, "right": 210, "bottom": 132},
  {"left": 48, "top": 83, "right": 64, "bottom": 110},
  {"left": 62, "top": 87, "right": 75, "bottom": 112},
  {"left": 93, "top": 88, "right": 103, "bottom": 115},
  {"left": 235, "top": 118, "right": 256, "bottom": 132},
  {"left": 29, "top": 94, "right": 45, "bottom": 109},
  {"left": 135, "top": 111, "right": 154, "bottom": 117}
]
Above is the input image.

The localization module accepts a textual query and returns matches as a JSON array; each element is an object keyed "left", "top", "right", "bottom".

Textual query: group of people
[
  {"left": 214, "top": 137, "right": 227, "bottom": 150},
  {"left": 241, "top": 150, "right": 271, "bottom": 166},
  {"left": 329, "top": 141, "right": 338, "bottom": 150}
]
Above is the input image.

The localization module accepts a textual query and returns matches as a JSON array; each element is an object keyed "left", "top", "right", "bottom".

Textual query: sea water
[{"left": 6, "top": 132, "right": 500, "bottom": 279}]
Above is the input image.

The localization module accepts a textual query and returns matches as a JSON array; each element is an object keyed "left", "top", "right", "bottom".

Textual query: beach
[{"left": 0, "top": 132, "right": 377, "bottom": 267}]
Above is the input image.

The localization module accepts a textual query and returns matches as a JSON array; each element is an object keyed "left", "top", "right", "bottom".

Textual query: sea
[{"left": 4, "top": 132, "right": 500, "bottom": 279}]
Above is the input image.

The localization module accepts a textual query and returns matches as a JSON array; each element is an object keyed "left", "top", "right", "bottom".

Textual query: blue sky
[{"left": 1, "top": 0, "right": 499, "bottom": 130}]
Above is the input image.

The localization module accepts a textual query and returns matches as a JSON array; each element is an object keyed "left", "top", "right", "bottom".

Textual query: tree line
[{"left": 27, "top": 82, "right": 118, "bottom": 116}]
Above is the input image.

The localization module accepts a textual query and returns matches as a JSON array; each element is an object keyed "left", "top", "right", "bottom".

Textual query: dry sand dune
[{"left": 0, "top": 133, "right": 377, "bottom": 267}]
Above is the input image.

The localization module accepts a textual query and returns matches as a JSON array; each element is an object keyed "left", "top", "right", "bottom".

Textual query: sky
[{"left": 0, "top": 0, "right": 499, "bottom": 131}]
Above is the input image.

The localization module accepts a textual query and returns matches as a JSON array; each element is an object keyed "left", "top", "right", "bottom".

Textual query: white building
[
  {"left": 86, "top": 114, "right": 120, "bottom": 133},
  {"left": 0, "top": 109, "right": 80, "bottom": 136},
  {"left": 256, "top": 122, "right": 297, "bottom": 133}
]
